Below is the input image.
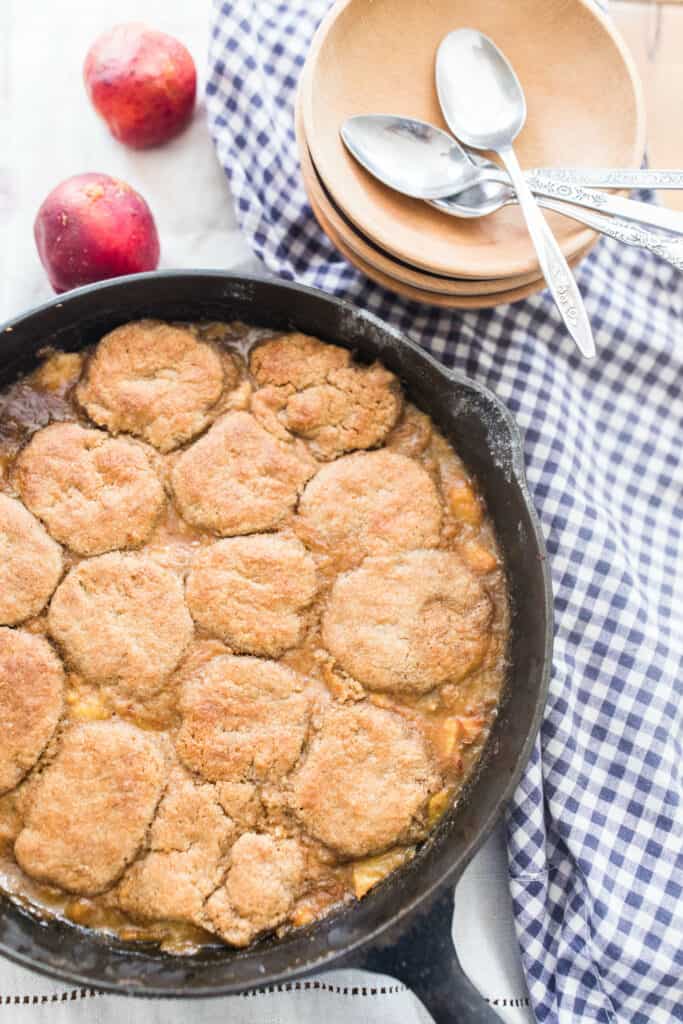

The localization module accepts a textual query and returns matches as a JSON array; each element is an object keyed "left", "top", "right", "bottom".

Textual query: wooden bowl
[
  {"left": 296, "top": 98, "right": 547, "bottom": 296},
  {"left": 306, "top": 181, "right": 557, "bottom": 308},
  {"left": 300, "top": 0, "right": 644, "bottom": 279}
]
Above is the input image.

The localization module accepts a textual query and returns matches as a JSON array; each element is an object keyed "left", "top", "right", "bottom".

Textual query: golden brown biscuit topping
[
  {"left": 15, "top": 422, "right": 165, "bottom": 555},
  {"left": 171, "top": 411, "right": 316, "bottom": 536},
  {"left": 185, "top": 534, "right": 317, "bottom": 656},
  {"left": 322, "top": 550, "right": 492, "bottom": 695},
  {"left": 0, "top": 629, "right": 64, "bottom": 794},
  {"left": 116, "top": 771, "right": 236, "bottom": 925},
  {"left": 176, "top": 655, "right": 311, "bottom": 783},
  {"left": 250, "top": 332, "right": 402, "bottom": 459},
  {"left": 290, "top": 704, "right": 440, "bottom": 858},
  {"left": 204, "top": 832, "right": 305, "bottom": 947},
  {"left": 77, "top": 319, "right": 229, "bottom": 452},
  {"left": 0, "top": 494, "right": 62, "bottom": 625},
  {"left": 296, "top": 449, "right": 442, "bottom": 569},
  {"left": 48, "top": 553, "right": 193, "bottom": 697},
  {"left": 14, "top": 721, "right": 166, "bottom": 895}
]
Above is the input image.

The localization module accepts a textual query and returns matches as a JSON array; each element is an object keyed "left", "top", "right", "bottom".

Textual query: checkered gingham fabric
[{"left": 206, "top": 3, "right": 683, "bottom": 1021}]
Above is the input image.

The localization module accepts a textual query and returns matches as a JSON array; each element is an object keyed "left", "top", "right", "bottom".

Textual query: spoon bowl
[
  {"left": 436, "top": 29, "right": 527, "bottom": 150},
  {"left": 340, "top": 115, "right": 481, "bottom": 200},
  {"left": 433, "top": 154, "right": 516, "bottom": 217},
  {"left": 342, "top": 116, "right": 513, "bottom": 215},
  {"left": 436, "top": 180, "right": 510, "bottom": 218}
]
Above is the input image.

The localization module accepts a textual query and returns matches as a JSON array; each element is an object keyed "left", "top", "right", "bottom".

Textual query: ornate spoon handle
[
  {"left": 498, "top": 146, "right": 595, "bottom": 359},
  {"left": 433, "top": 194, "right": 683, "bottom": 272},
  {"left": 528, "top": 168, "right": 683, "bottom": 190},
  {"left": 534, "top": 198, "right": 683, "bottom": 271},
  {"left": 522, "top": 174, "right": 683, "bottom": 234}
]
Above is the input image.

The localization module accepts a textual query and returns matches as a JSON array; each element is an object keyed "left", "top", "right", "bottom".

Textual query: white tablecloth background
[{"left": 0, "top": 1, "right": 533, "bottom": 1019}]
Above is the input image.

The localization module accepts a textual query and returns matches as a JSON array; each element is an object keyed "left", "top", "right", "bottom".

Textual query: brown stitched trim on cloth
[
  {"left": 1, "top": 986, "right": 530, "bottom": 1005},
  {"left": 240, "top": 981, "right": 530, "bottom": 1003},
  {"left": 241, "top": 981, "right": 407, "bottom": 996},
  {"left": 488, "top": 997, "right": 531, "bottom": 1007},
  {"left": 1, "top": 989, "right": 102, "bottom": 1004}
]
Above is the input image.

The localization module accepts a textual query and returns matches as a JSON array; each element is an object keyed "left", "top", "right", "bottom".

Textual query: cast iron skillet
[{"left": 0, "top": 272, "right": 552, "bottom": 1023}]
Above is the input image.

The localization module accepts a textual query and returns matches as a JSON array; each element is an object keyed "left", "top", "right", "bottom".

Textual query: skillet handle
[{"left": 341, "top": 887, "right": 504, "bottom": 1024}]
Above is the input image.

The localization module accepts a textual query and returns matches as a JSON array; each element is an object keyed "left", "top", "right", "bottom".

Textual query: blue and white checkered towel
[{"left": 206, "top": 3, "right": 683, "bottom": 1021}]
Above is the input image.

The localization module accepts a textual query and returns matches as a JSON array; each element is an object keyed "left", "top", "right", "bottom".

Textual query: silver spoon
[
  {"left": 435, "top": 29, "right": 594, "bottom": 357},
  {"left": 339, "top": 113, "right": 483, "bottom": 199},
  {"left": 341, "top": 120, "right": 683, "bottom": 271},
  {"left": 342, "top": 115, "right": 683, "bottom": 235},
  {"left": 341, "top": 116, "right": 683, "bottom": 271}
]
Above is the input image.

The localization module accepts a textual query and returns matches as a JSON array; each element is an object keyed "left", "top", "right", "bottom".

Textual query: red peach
[
  {"left": 84, "top": 23, "right": 196, "bottom": 149},
  {"left": 34, "top": 173, "right": 160, "bottom": 293}
]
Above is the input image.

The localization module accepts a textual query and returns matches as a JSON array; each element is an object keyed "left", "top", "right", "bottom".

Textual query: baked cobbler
[{"left": 0, "top": 322, "right": 509, "bottom": 953}]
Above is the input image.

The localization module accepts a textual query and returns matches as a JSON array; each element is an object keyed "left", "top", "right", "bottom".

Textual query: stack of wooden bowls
[{"left": 297, "top": 0, "right": 644, "bottom": 309}]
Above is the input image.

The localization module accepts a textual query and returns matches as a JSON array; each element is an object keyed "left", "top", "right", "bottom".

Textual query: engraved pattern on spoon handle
[
  {"left": 536, "top": 198, "right": 683, "bottom": 271},
  {"left": 528, "top": 168, "right": 683, "bottom": 190},
  {"left": 605, "top": 225, "right": 683, "bottom": 270},
  {"left": 499, "top": 148, "right": 595, "bottom": 357},
  {"left": 525, "top": 175, "right": 683, "bottom": 234}
]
